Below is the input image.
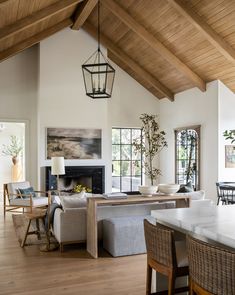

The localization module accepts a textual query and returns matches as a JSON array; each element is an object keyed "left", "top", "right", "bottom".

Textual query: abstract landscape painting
[{"left": 46, "top": 128, "right": 102, "bottom": 159}]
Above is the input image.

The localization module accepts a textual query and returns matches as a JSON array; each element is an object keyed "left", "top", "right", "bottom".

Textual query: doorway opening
[{"left": 0, "top": 122, "right": 26, "bottom": 201}]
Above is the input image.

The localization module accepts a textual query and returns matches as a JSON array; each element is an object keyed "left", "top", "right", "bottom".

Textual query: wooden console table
[{"left": 86, "top": 194, "right": 191, "bottom": 258}]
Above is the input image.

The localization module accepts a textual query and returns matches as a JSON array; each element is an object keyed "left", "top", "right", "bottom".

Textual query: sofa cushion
[
  {"left": 187, "top": 190, "right": 205, "bottom": 200},
  {"left": 60, "top": 191, "right": 87, "bottom": 210}
]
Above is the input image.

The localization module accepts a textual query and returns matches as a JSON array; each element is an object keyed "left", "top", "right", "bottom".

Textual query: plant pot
[{"left": 138, "top": 185, "right": 158, "bottom": 197}]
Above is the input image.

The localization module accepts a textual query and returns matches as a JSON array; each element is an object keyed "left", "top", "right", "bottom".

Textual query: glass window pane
[
  {"left": 121, "top": 145, "right": 131, "bottom": 160},
  {"left": 131, "top": 176, "right": 141, "bottom": 191},
  {"left": 112, "top": 128, "right": 120, "bottom": 144},
  {"left": 121, "top": 161, "right": 131, "bottom": 176},
  {"left": 132, "top": 129, "right": 141, "bottom": 142},
  {"left": 112, "top": 161, "right": 120, "bottom": 176},
  {"left": 121, "top": 177, "right": 131, "bottom": 192},
  {"left": 132, "top": 160, "right": 141, "bottom": 176},
  {"left": 112, "top": 145, "right": 120, "bottom": 160},
  {"left": 121, "top": 129, "right": 131, "bottom": 144},
  {"left": 132, "top": 146, "right": 141, "bottom": 160},
  {"left": 112, "top": 177, "right": 120, "bottom": 192}
]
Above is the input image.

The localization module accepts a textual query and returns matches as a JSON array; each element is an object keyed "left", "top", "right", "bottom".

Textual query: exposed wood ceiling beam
[
  {"left": 167, "top": 0, "right": 235, "bottom": 64},
  {"left": 0, "top": 18, "right": 73, "bottom": 63},
  {"left": 108, "top": 50, "right": 164, "bottom": 99},
  {"left": 102, "top": 0, "right": 206, "bottom": 92},
  {"left": 0, "top": 0, "right": 83, "bottom": 43},
  {"left": 83, "top": 22, "right": 174, "bottom": 101},
  {"left": 72, "top": 0, "right": 98, "bottom": 30}
]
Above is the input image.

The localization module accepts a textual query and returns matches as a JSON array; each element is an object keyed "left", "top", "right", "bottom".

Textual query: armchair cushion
[
  {"left": 7, "top": 181, "right": 30, "bottom": 200},
  {"left": 18, "top": 187, "right": 36, "bottom": 198},
  {"left": 10, "top": 196, "right": 48, "bottom": 207}
]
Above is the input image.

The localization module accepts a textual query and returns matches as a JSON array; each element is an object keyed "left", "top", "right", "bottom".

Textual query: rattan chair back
[
  {"left": 187, "top": 235, "right": 235, "bottom": 295},
  {"left": 144, "top": 219, "right": 176, "bottom": 267}
]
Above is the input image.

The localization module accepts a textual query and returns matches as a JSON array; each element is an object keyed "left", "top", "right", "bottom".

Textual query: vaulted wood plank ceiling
[{"left": 0, "top": 0, "right": 235, "bottom": 101}]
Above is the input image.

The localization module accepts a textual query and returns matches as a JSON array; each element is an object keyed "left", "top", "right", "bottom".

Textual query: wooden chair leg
[
  {"left": 21, "top": 219, "right": 31, "bottom": 247},
  {"left": 146, "top": 264, "right": 152, "bottom": 295},
  {"left": 36, "top": 218, "right": 41, "bottom": 240},
  {"left": 168, "top": 271, "right": 175, "bottom": 295},
  {"left": 60, "top": 243, "right": 64, "bottom": 252}
]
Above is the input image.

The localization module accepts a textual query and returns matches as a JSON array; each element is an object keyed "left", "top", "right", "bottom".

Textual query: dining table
[{"left": 151, "top": 204, "right": 235, "bottom": 250}]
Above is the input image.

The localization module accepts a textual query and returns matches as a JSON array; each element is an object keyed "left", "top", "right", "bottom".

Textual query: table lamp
[{"left": 51, "top": 156, "right": 65, "bottom": 193}]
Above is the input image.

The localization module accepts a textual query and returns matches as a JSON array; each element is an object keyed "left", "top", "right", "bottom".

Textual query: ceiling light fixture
[{"left": 82, "top": 0, "right": 115, "bottom": 99}]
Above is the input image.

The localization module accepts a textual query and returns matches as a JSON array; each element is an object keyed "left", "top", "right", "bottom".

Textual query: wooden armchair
[{"left": 3, "top": 181, "right": 51, "bottom": 216}]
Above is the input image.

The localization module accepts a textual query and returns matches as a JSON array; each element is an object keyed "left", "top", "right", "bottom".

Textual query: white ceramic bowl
[
  {"left": 158, "top": 184, "right": 180, "bottom": 194},
  {"left": 138, "top": 185, "right": 158, "bottom": 196}
]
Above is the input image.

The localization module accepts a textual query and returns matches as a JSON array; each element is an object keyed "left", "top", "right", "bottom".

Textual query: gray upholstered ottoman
[{"left": 103, "top": 215, "right": 150, "bottom": 257}]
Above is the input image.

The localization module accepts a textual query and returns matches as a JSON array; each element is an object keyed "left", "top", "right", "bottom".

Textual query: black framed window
[
  {"left": 112, "top": 128, "right": 143, "bottom": 192},
  {"left": 175, "top": 125, "right": 200, "bottom": 190}
]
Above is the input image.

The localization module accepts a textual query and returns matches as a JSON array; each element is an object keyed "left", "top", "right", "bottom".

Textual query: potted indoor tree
[{"left": 133, "top": 113, "right": 167, "bottom": 195}]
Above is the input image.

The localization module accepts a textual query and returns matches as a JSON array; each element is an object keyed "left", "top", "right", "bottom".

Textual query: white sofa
[
  {"left": 53, "top": 199, "right": 174, "bottom": 251},
  {"left": 53, "top": 190, "right": 213, "bottom": 252}
]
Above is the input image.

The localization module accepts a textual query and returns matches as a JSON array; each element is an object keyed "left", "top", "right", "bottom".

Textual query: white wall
[
  {"left": 159, "top": 81, "right": 219, "bottom": 202},
  {"left": 218, "top": 81, "right": 235, "bottom": 181},
  {"left": 39, "top": 28, "right": 159, "bottom": 192},
  {"left": 0, "top": 47, "right": 39, "bottom": 187}
]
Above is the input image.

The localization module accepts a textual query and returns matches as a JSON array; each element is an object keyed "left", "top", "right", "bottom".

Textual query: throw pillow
[
  {"left": 187, "top": 190, "right": 205, "bottom": 200},
  {"left": 60, "top": 191, "right": 87, "bottom": 210},
  {"left": 18, "top": 187, "right": 36, "bottom": 198},
  {"left": 177, "top": 181, "right": 194, "bottom": 193}
]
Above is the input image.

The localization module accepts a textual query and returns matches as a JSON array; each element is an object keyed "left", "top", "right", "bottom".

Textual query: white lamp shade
[{"left": 51, "top": 157, "right": 65, "bottom": 175}]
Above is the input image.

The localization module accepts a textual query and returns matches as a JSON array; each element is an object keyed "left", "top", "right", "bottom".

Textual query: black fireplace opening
[{"left": 45, "top": 166, "right": 105, "bottom": 194}]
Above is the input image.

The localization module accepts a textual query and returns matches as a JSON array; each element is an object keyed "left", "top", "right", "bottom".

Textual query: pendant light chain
[{"left": 81, "top": 0, "right": 115, "bottom": 99}]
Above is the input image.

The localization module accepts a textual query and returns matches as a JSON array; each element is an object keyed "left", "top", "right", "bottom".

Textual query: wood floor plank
[{"left": 0, "top": 211, "right": 146, "bottom": 295}]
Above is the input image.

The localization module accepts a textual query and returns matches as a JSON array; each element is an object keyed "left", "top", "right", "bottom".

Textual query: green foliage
[
  {"left": 223, "top": 130, "right": 235, "bottom": 144},
  {"left": 2, "top": 135, "right": 23, "bottom": 157},
  {"left": 133, "top": 114, "right": 167, "bottom": 185},
  {"left": 73, "top": 184, "right": 92, "bottom": 193}
]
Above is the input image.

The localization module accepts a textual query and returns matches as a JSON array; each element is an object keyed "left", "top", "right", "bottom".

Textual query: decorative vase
[{"left": 12, "top": 156, "right": 19, "bottom": 165}]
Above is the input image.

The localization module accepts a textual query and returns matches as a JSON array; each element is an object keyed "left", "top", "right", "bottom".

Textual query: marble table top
[{"left": 151, "top": 205, "right": 235, "bottom": 249}]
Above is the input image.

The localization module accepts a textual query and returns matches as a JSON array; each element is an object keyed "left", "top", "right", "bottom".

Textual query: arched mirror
[{"left": 174, "top": 125, "right": 200, "bottom": 190}]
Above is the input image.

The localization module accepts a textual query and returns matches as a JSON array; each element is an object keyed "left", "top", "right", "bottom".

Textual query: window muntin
[
  {"left": 175, "top": 126, "right": 200, "bottom": 190},
  {"left": 112, "top": 128, "right": 143, "bottom": 192}
]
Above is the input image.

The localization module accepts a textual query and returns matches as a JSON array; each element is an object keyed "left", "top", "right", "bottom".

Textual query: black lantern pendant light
[{"left": 82, "top": 0, "right": 115, "bottom": 99}]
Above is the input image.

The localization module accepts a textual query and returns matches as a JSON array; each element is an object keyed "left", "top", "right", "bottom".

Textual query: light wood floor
[{"left": 0, "top": 211, "right": 146, "bottom": 295}]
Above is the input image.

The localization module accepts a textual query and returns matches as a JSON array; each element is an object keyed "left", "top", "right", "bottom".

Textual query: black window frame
[{"left": 112, "top": 127, "right": 143, "bottom": 193}]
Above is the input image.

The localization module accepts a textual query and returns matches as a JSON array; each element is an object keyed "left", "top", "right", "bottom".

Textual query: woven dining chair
[
  {"left": 216, "top": 182, "right": 235, "bottom": 205},
  {"left": 144, "top": 219, "right": 189, "bottom": 295},
  {"left": 187, "top": 235, "right": 235, "bottom": 295}
]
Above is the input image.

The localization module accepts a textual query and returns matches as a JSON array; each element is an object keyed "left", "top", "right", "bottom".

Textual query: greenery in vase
[
  {"left": 223, "top": 130, "right": 235, "bottom": 144},
  {"left": 133, "top": 113, "right": 167, "bottom": 186},
  {"left": 2, "top": 135, "right": 23, "bottom": 158}
]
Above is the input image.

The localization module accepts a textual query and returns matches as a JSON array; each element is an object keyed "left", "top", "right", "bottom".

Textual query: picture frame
[
  {"left": 225, "top": 145, "right": 235, "bottom": 168},
  {"left": 46, "top": 127, "right": 102, "bottom": 159}
]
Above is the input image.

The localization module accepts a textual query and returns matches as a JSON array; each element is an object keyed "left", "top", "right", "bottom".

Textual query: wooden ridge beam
[
  {"left": 102, "top": 0, "right": 206, "bottom": 92},
  {"left": 0, "top": 18, "right": 73, "bottom": 63},
  {"left": 167, "top": 0, "right": 235, "bottom": 64},
  {"left": 72, "top": 0, "right": 98, "bottom": 30},
  {"left": 83, "top": 22, "right": 174, "bottom": 101},
  {"left": 0, "top": 0, "right": 83, "bottom": 43}
]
